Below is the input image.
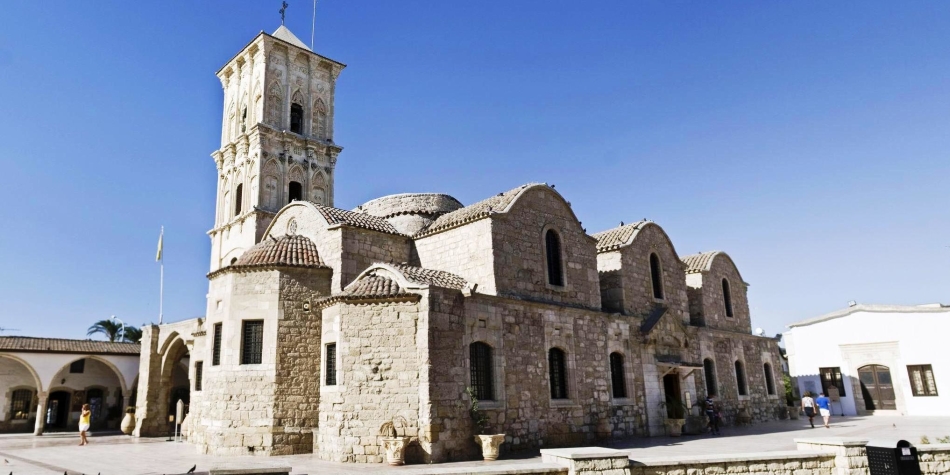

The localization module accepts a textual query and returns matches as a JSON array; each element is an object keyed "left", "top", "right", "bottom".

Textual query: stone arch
[
  {"left": 52, "top": 355, "right": 129, "bottom": 395},
  {"left": 266, "top": 80, "right": 283, "bottom": 127},
  {"left": 311, "top": 170, "right": 328, "bottom": 205},
  {"left": 313, "top": 98, "right": 328, "bottom": 139},
  {"left": 253, "top": 83, "right": 263, "bottom": 125},
  {"left": 227, "top": 102, "right": 236, "bottom": 141},
  {"left": 0, "top": 354, "right": 42, "bottom": 392},
  {"left": 262, "top": 160, "right": 280, "bottom": 210}
]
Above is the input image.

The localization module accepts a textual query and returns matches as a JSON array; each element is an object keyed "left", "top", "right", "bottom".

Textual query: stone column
[{"left": 33, "top": 392, "right": 47, "bottom": 436}]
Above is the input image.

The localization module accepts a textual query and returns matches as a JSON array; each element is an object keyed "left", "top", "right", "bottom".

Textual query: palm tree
[
  {"left": 87, "top": 319, "right": 123, "bottom": 342},
  {"left": 123, "top": 326, "right": 142, "bottom": 343}
]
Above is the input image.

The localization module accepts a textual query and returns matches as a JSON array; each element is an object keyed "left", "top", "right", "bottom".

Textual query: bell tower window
[
  {"left": 241, "top": 107, "right": 247, "bottom": 133},
  {"left": 234, "top": 184, "right": 243, "bottom": 216},
  {"left": 288, "top": 181, "right": 303, "bottom": 203},
  {"left": 290, "top": 103, "right": 304, "bottom": 134}
]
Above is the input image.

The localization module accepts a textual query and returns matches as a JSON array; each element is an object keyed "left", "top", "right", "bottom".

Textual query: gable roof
[
  {"left": 0, "top": 337, "right": 140, "bottom": 355},
  {"left": 591, "top": 221, "right": 650, "bottom": 252},
  {"left": 415, "top": 183, "right": 544, "bottom": 237},
  {"left": 312, "top": 204, "right": 404, "bottom": 235},
  {"left": 681, "top": 251, "right": 721, "bottom": 274},
  {"left": 272, "top": 25, "right": 310, "bottom": 51}
]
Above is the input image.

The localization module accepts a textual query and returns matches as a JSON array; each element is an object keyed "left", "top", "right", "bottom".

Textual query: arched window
[
  {"left": 764, "top": 363, "right": 776, "bottom": 396},
  {"left": 609, "top": 352, "right": 626, "bottom": 398},
  {"left": 722, "top": 278, "right": 734, "bottom": 318},
  {"left": 469, "top": 342, "right": 494, "bottom": 400},
  {"left": 649, "top": 253, "right": 664, "bottom": 299},
  {"left": 313, "top": 98, "right": 328, "bottom": 139},
  {"left": 545, "top": 229, "right": 564, "bottom": 286},
  {"left": 288, "top": 181, "right": 303, "bottom": 203},
  {"left": 549, "top": 348, "right": 568, "bottom": 399},
  {"left": 10, "top": 389, "right": 32, "bottom": 420},
  {"left": 703, "top": 358, "right": 718, "bottom": 396},
  {"left": 735, "top": 360, "right": 747, "bottom": 396},
  {"left": 234, "top": 184, "right": 243, "bottom": 216},
  {"left": 290, "top": 103, "right": 304, "bottom": 134},
  {"left": 241, "top": 106, "right": 247, "bottom": 133}
]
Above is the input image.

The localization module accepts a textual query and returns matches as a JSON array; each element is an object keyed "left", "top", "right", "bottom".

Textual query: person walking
[
  {"left": 704, "top": 395, "right": 721, "bottom": 435},
  {"left": 78, "top": 404, "right": 91, "bottom": 446},
  {"left": 815, "top": 392, "right": 832, "bottom": 428},
  {"left": 801, "top": 392, "right": 817, "bottom": 428}
]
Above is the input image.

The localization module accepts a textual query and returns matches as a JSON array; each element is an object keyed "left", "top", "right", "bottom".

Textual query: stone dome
[
  {"left": 234, "top": 234, "right": 324, "bottom": 268},
  {"left": 354, "top": 193, "right": 464, "bottom": 235}
]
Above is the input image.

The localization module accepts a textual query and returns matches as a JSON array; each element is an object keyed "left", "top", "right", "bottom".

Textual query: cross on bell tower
[{"left": 207, "top": 23, "right": 345, "bottom": 272}]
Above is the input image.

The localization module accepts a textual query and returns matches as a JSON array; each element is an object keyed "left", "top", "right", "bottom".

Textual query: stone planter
[
  {"left": 665, "top": 419, "right": 685, "bottom": 437},
  {"left": 788, "top": 406, "right": 800, "bottom": 420},
  {"left": 382, "top": 436, "right": 411, "bottom": 466},
  {"left": 120, "top": 412, "right": 135, "bottom": 435},
  {"left": 474, "top": 434, "right": 506, "bottom": 461}
]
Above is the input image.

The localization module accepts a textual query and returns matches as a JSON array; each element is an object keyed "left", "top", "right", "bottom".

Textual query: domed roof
[
  {"left": 234, "top": 234, "right": 324, "bottom": 268},
  {"left": 355, "top": 193, "right": 464, "bottom": 219}
]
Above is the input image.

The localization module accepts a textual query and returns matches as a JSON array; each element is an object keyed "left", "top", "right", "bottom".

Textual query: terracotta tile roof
[
  {"left": 390, "top": 263, "right": 468, "bottom": 290},
  {"left": 235, "top": 234, "right": 325, "bottom": 268},
  {"left": 0, "top": 336, "right": 140, "bottom": 355},
  {"left": 342, "top": 275, "right": 412, "bottom": 299},
  {"left": 590, "top": 221, "right": 650, "bottom": 252},
  {"left": 311, "top": 204, "right": 403, "bottom": 235},
  {"left": 681, "top": 251, "right": 721, "bottom": 274},
  {"left": 415, "top": 183, "right": 543, "bottom": 237}
]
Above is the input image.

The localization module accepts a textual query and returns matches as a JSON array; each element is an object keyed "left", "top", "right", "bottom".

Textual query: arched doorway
[
  {"left": 859, "top": 365, "right": 896, "bottom": 411},
  {"left": 161, "top": 338, "right": 191, "bottom": 428},
  {"left": 45, "top": 391, "right": 71, "bottom": 430},
  {"left": 0, "top": 355, "right": 41, "bottom": 433}
]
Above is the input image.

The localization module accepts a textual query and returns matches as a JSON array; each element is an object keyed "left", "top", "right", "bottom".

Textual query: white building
[{"left": 785, "top": 303, "right": 948, "bottom": 416}]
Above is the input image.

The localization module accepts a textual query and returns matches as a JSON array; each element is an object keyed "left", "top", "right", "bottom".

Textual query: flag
[{"left": 156, "top": 228, "right": 164, "bottom": 262}]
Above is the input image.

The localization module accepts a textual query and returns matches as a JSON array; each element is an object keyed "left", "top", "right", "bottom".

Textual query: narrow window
[
  {"left": 240, "top": 320, "right": 264, "bottom": 365},
  {"left": 10, "top": 389, "right": 32, "bottom": 420},
  {"left": 549, "top": 348, "right": 568, "bottom": 399},
  {"left": 609, "top": 352, "right": 627, "bottom": 398},
  {"left": 764, "top": 362, "right": 775, "bottom": 395},
  {"left": 545, "top": 229, "right": 564, "bottom": 286},
  {"left": 288, "top": 181, "right": 303, "bottom": 203},
  {"left": 819, "top": 366, "right": 846, "bottom": 397},
  {"left": 735, "top": 360, "right": 747, "bottom": 396},
  {"left": 325, "top": 343, "right": 337, "bottom": 386},
  {"left": 908, "top": 365, "right": 938, "bottom": 397},
  {"left": 290, "top": 103, "right": 304, "bottom": 134},
  {"left": 241, "top": 106, "right": 247, "bottom": 133},
  {"left": 649, "top": 253, "right": 664, "bottom": 299},
  {"left": 70, "top": 359, "right": 85, "bottom": 374},
  {"left": 212, "top": 323, "right": 222, "bottom": 366},
  {"left": 194, "top": 361, "right": 203, "bottom": 391},
  {"left": 703, "top": 358, "right": 718, "bottom": 396},
  {"left": 722, "top": 279, "right": 734, "bottom": 318},
  {"left": 470, "top": 342, "right": 494, "bottom": 400},
  {"left": 234, "top": 184, "right": 243, "bottom": 216}
]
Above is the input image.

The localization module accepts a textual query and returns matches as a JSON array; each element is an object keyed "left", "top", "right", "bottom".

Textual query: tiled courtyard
[{"left": 1, "top": 416, "right": 948, "bottom": 475}]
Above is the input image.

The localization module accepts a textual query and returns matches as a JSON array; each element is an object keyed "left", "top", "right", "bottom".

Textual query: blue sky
[{"left": 0, "top": 1, "right": 948, "bottom": 339}]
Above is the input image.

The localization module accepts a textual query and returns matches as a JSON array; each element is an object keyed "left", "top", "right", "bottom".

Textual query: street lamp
[{"left": 111, "top": 315, "right": 126, "bottom": 342}]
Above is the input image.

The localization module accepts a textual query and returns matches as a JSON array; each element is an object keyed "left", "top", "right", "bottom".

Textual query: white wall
[{"left": 785, "top": 308, "right": 950, "bottom": 416}]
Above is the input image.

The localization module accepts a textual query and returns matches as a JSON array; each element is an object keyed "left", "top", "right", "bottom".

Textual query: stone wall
[
  {"left": 614, "top": 224, "right": 689, "bottom": 325},
  {"left": 693, "top": 253, "right": 752, "bottom": 333},
  {"left": 413, "top": 219, "right": 497, "bottom": 294},
  {"left": 491, "top": 186, "right": 601, "bottom": 310},
  {"left": 704, "top": 329, "right": 785, "bottom": 424}
]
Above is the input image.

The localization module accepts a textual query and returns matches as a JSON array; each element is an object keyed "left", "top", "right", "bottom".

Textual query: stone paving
[{"left": 1, "top": 416, "right": 948, "bottom": 475}]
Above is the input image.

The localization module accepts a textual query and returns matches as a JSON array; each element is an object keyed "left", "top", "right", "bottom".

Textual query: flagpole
[{"left": 159, "top": 226, "right": 164, "bottom": 324}]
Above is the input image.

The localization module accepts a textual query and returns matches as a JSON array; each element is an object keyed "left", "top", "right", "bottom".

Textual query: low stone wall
[{"left": 540, "top": 439, "right": 950, "bottom": 475}]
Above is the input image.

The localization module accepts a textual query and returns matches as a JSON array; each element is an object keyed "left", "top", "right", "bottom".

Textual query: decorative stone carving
[
  {"left": 381, "top": 437, "right": 410, "bottom": 466},
  {"left": 474, "top": 434, "right": 506, "bottom": 461}
]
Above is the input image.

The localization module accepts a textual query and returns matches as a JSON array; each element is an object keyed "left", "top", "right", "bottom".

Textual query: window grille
[
  {"left": 241, "top": 320, "right": 264, "bottom": 365},
  {"left": 469, "top": 342, "right": 494, "bottom": 400},
  {"left": 549, "top": 348, "right": 568, "bottom": 399},
  {"left": 10, "top": 389, "right": 32, "bottom": 420},
  {"left": 908, "top": 365, "right": 938, "bottom": 396},
  {"left": 195, "top": 361, "right": 203, "bottom": 391},
  {"left": 325, "top": 343, "right": 337, "bottom": 386},
  {"left": 545, "top": 230, "right": 564, "bottom": 286},
  {"left": 212, "top": 323, "right": 222, "bottom": 366},
  {"left": 609, "top": 352, "right": 626, "bottom": 398},
  {"left": 735, "top": 360, "right": 747, "bottom": 396},
  {"left": 650, "top": 253, "right": 664, "bottom": 299}
]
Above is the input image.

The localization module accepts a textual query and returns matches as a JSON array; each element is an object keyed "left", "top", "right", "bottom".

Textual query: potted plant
[
  {"left": 380, "top": 415, "right": 411, "bottom": 466},
  {"left": 468, "top": 387, "right": 505, "bottom": 461},
  {"left": 660, "top": 395, "right": 687, "bottom": 437},
  {"left": 121, "top": 406, "right": 136, "bottom": 434}
]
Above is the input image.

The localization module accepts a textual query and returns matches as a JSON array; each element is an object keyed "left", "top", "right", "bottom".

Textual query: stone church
[{"left": 133, "top": 24, "right": 785, "bottom": 463}]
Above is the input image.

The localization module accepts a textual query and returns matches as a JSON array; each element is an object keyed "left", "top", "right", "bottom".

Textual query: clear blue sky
[{"left": 1, "top": 1, "right": 948, "bottom": 340}]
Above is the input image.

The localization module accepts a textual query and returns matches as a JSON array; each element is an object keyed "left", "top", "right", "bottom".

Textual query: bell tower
[{"left": 208, "top": 25, "right": 345, "bottom": 271}]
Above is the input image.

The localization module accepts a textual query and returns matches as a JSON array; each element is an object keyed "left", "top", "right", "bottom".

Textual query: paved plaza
[{"left": 1, "top": 416, "right": 948, "bottom": 475}]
